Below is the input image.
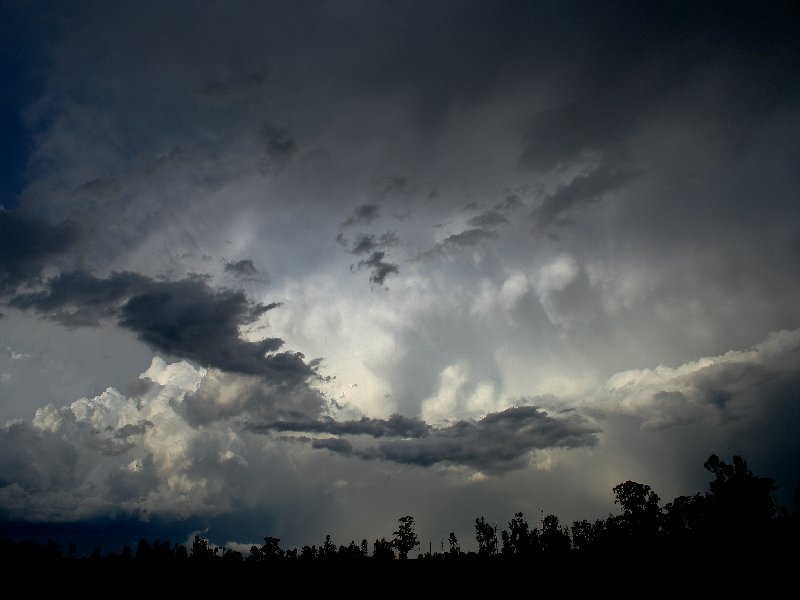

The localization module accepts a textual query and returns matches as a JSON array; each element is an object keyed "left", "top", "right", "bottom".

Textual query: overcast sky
[{"left": 1, "top": 1, "right": 799, "bottom": 553}]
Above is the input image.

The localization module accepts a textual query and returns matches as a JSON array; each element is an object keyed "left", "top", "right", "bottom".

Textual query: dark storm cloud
[
  {"left": 532, "top": 163, "right": 636, "bottom": 235},
  {"left": 369, "top": 407, "right": 598, "bottom": 472},
  {"left": 417, "top": 228, "right": 498, "bottom": 260},
  {"left": 350, "top": 231, "right": 399, "bottom": 255},
  {"left": 114, "top": 420, "right": 153, "bottom": 440},
  {"left": 636, "top": 360, "right": 778, "bottom": 430},
  {"left": 266, "top": 406, "right": 599, "bottom": 473},
  {"left": 371, "top": 175, "right": 408, "bottom": 198},
  {"left": 467, "top": 210, "right": 508, "bottom": 229},
  {"left": 354, "top": 251, "right": 399, "bottom": 286},
  {"left": 197, "top": 66, "right": 271, "bottom": 98},
  {"left": 592, "top": 330, "right": 800, "bottom": 430},
  {"left": 311, "top": 437, "right": 355, "bottom": 455},
  {"left": 224, "top": 259, "right": 259, "bottom": 277},
  {"left": 10, "top": 270, "right": 150, "bottom": 324},
  {"left": 255, "top": 413, "right": 431, "bottom": 439},
  {"left": 515, "top": 3, "right": 800, "bottom": 172},
  {"left": 259, "top": 123, "right": 297, "bottom": 172},
  {"left": 0, "top": 210, "right": 75, "bottom": 293},
  {"left": 464, "top": 194, "right": 524, "bottom": 230},
  {"left": 415, "top": 193, "right": 526, "bottom": 260},
  {"left": 442, "top": 228, "right": 497, "bottom": 248},
  {"left": 495, "top": 194, "right": 523, "bottom": 212},
  {"left": 340, "top": 204, "right": 381, "bottom": 228},
  {"left": 180, "top": 369, "right": 325, "bottom": 426},
  {"left": 11, "top": 271, "right": 313, "bottom": 383}
]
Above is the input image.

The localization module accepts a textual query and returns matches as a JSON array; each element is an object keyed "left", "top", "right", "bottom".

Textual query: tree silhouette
[
  {"left": 373, "top": 537, "right": 395, "bottom": 560},
  {"left": 570, "top": 519, "right": 596, "bottom": 552},
  {"left": 501, "top": 512, "right": 533, "bottom": 557},
  {"left": 393, "top": 515, "right": 419, "bottom": 559},
  {"left": 261, "top": 536, "right": 284, "bottom": 560},
  {"left": 320, "top": 534, "right": 337, "bottom": 559},
  {"left": 190, "top": 535, "right": 214, "bottom": 561},
  {"left": 702, "top": 454, "right": 778, "bottom": 549},
  {"left": 299, "top": 544, "right": 317, "bottom": 559},
  {"left": 447, "top": 532, "right": 461, "bottom": 557},
  {"left": 0, "top": 452, "right": 791, "bottom": 566},
  {"left": 541, "top": 514, "right": 570, "bottom": 553},
  {"left": 612, "top": 480, "right": 662, "bottom": 548},
  {"left": 475, "top": 516, "right": 498, "bottom": 557}
]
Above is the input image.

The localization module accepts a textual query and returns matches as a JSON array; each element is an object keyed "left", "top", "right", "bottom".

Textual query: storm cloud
[
  {"left": 224, "top": 259, "right": 259, "bottom": 277},
  {"left": 0, "top": 210, "right": 75, "bottom": 293},
  {"left": 257, "top": 413, "right": 431, "bottom": 439},
  {"left": 11, "top": 271, "right": 314, "bottom": 384},
  {"left": 532, "top": 163, "right": 636, "bottom": 235},
  {"left": 1, "top": 0, "right": 799, "bottom": 549},
  {"left": 340, "top": 204, "right": 381, "bottom": 228},
  {"left": 354, "top": 251, "right": 400, "bottom": 286},
  {"left": 260, "top": 406, "right": 599, "bottom": 473}
]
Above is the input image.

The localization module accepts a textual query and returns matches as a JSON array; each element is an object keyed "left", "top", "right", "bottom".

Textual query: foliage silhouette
[
  {"left": 392, "top": 515, "right": 419, "bottom": 559},
  {"left": 474, "top": 516, "right": 498, "bottom": 556},
  {"left": 1, "top": 454, "right": 796, "bottom": 568}
]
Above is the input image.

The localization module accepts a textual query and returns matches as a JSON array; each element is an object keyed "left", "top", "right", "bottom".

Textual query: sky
[{"left": 1, "top": 0, "right": 799, "bottom": 553}]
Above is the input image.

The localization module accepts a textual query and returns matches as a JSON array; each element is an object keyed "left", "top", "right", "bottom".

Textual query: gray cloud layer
[
  {"left": 261, "top": 406, "right": 599, "bottom": 473},
  {"left": 258, "top": 413, "right": 431, "bottom": 439}
]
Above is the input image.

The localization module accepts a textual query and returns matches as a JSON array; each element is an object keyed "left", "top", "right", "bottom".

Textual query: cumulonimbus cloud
[{"left": 589, "top": 328, "right": 800, "bottom": 430}]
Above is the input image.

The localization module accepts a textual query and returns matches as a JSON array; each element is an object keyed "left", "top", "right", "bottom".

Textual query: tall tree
[
  {"left": 393, "top": 515, "right": 420, "bottom": 559},
  {"left": 475, "top": 516, "right": 498, "bottom": 556},
  {"left": 502, "top": 512, "right": 533, "bottom": 557},
  {"left": 613, "top": 480, "right": 662, "bottom": 542},
  {"left": 447, "top": 532, "right": 461, "bottom": 556}
]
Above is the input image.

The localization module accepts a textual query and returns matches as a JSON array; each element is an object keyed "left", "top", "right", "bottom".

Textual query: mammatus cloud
[
  {"left": 259, "top": 406, "right": 599, "bottom": 473},
  {"left": 11, "top": 271, "right": 314, "bottom": 384}
]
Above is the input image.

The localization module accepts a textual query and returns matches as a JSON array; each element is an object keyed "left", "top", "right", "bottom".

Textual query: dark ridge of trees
[{"left": 1, "top": 455, "right": 798, "bottom": 567}]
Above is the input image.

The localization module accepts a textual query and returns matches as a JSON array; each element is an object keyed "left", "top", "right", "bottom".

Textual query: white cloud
[
  {"left": 421, "top": 364, "right": 504, "bottom": 424},
  {"left": 535, "top": 254, "right": 580, "bottom": 327},
  {"left": 0, "top": 357, "right": 322, "bottom": 522},
  {"left": 588, "top": 328, "right": 800, "bottom": 429}
]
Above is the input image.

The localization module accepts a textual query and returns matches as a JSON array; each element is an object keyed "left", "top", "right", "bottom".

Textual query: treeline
[{"left": 2, "top": 454, "right": 798, "bottom": 564}]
